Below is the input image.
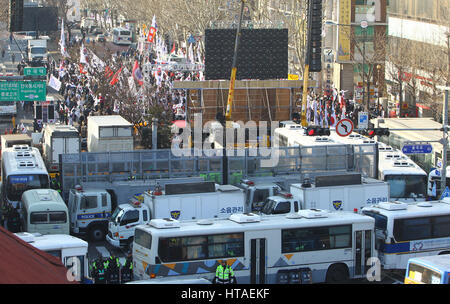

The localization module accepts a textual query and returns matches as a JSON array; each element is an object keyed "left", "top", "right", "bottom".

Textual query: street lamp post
[{"left": 361, "top": 20, "right": 368, "bottom": 112}]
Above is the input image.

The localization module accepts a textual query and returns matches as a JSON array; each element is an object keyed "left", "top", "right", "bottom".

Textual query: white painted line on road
[{"left": 96, "top": 246, "right": 110, "bottom": 258}]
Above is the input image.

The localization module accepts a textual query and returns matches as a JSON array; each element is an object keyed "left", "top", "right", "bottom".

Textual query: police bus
[
  {"left": 362, "top": 200, "right": 450, "bottom": 271},
  {"left": 15, "top": 232, "right": 89, "bottom": 283},
  {"left": 404, "top": 254, "right": 450, "bottom": 284},
  {"left": 21, "top": 189, "right": 69, "bottom": 235},
  {"left": 1, "top": 145, "right": 50, "bottom": 211},
  {"left": 377, "top": 145, "right": 427, "bottom": 203},
  {"left": 133, "top": 210, "right": 376, "bottom": 284},
  {"left": 329, "top": 133, "right": 427, "bottom": 203}
]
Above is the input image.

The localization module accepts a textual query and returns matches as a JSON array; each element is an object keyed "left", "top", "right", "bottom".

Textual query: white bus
[
  {"left": 362, "top": 200, "right": 450, "bottom": 270},
  {"left": 274, "top": 126, "right": 339, "bottom": 148},
  {"left": 378, "top": 144, "right": 427, "bottom": 203},
  {"left": 1, "top": 145, "right": 50, "bottom": 211},
  {"left": 112, "top": 27, "right": 132, "bottom": 45},
  {"left": 329, "top": 133, "right": 427, "bottom": 202},
  {"left": 21, "top": 189, "right": 69, "bottom": 235},
  {"left": 133, "top": 210, "right": 376, "bottom": 284},
  {"left": 15, "top": 232, "right": 89, "bottom": 283}
]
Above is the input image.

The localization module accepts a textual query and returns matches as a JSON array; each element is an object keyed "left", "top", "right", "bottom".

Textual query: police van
[{"left": 21, "top": 188, "right": 69, "bottom": 235}]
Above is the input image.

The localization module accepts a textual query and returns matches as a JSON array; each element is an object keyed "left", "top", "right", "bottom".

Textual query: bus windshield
[
  {"left": 385, "top": 175, "right": 427, "bottom": 199},
  {"left": 6, "top": 174, "right": 49, "bottom": 201},
  {"left": 31, "top": 47, "right": 46, "bottom": 54},
  {"left": 407, "top": 263, "right": 442, "bottom": 284}
]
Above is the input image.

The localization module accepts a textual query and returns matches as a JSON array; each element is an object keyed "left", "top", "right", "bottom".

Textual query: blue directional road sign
[{"left": 402, "top": 143, "right": 433, "bottom": 154}]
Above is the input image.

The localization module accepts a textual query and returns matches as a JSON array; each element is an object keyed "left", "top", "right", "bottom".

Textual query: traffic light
[
  {"left": 366, "top": 128, "right": 390, "bottom": 138},
  {"left": 9, "top": 0, "right": 24, "bottom": 32},
  {"left": 306, "top": 126, "right": 330, "bottom": 136},
  {"left": 306, "top": 0, "right": 322, "bottom": 72}
]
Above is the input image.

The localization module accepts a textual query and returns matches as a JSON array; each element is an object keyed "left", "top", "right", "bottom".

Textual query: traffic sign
[
  {"left": 402, "top": 143, "right": 433, "bottom": 154},
  {"left": 358, "top": 112, "right": 368, "bottom": 129},
  {"left": 335, "top": 119, "right": 354, "bottom": 137},
  {"left": 23, "top": 67, "right": 47, "bottom": 76},
  {"left": 440, "top": 186, "right": 450, "bottom": 200},
  {"left": 0, "top": 81, "right": 46, "bottom": 102}
]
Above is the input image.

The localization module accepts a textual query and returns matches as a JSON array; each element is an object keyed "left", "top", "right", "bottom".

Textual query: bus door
[
  {"left": 250, "top": 238, "right": 266, "bottom": 284},
  {"left": 354, "top": 229, "right": 373, "bottom": 277}
]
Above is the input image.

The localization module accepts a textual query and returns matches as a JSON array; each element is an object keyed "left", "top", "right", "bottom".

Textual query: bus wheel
[
  {"left": 89, "top": 225, "right": 105, "bottom": 242},
  {"left": 326, "top": 264, "right": 349, "bottom": 283}
]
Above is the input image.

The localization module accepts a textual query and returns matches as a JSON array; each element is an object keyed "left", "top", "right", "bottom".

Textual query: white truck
[
  {"left": 87, "top": 115, "right": 134, "bottom": 152},
  {"left": 260, "top": 173, "right": 390, "bottom": 214},
  {"left": 42, "top": 124, "right": 80, "bottom": 172},
  {"left": 237, "top": 179, "right": 282, "bottom": 211},
  {"left": 106, "top": 182, "right": 246, "bottom": 249},
  {"left": 68, "top": 186, "right": 116, "bottom": 241},
  {"left": 27, "top": 39, "right": 48, "bottom": 64},
  {"left": 67, "top": 178, "right": 206, "bottom": 241}
]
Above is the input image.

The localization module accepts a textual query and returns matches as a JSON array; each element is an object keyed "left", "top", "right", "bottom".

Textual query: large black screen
[{"left": 205, "top": 29, "right": 288, "bottom": 80}]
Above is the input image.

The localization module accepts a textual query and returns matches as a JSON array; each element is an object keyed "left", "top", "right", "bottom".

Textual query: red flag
[
  {"left": 147, "top": 27, "right": 157, "bottom": 43},
  {"left": 79, "top": 63, "right": 87, "bottom": 75},
  {"left": 110, "top": 66, "right": 123, "bottom": 86},
  {"left": 132, "top": 60, "right": 144, "bottom": 86},
  {"left": 170, "top": 42, "right": 175, "bottom": 54},
  {"left": 105, "top": 66, "right": 112, "bottom": 77}
]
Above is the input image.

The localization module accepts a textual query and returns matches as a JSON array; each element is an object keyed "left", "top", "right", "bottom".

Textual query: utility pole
[{"left": 439, "top": 87, "right": 450, "bottom": 198}]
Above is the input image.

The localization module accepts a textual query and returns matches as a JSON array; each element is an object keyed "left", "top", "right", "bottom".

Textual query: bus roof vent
[
  {"left": 417, "top": 202, "right": 433, "bottom": 208},
  {"left": 18, "top": 161, "right": 36, "bottom": 168},
  {"left": 149, "top": 218, "right": 180, "bottom": 229},
  {"left": 229, "top": 213, "right": 261, "bottom": 224},
  {"left": 286, "top": 213, "right": 303, "bottom": 219},
  {"left": 14, "top": 232, "right": 35, "bottom": 243},
  {"left": 378, "top": 201, "right": 408, "bottom": 211},
  {"left": 15, "top": 151, "right": 32, "bottom": 158},
  {"left": 197, "top": 219, "right": 214, "bottom": 225},
  {"left": 363, "top": 140, "right": 376, "bottom": 144},
  {"left": 315, "top": 137, "right": 331, "bottom": 142},
  {"left": 13, "top": 145, "right": 31, "bottom": 152},
  {"left": 298, "top": 209, "right": 328, "bottom": 219}
]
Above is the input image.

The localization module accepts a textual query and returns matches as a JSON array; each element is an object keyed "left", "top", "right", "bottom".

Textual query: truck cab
[
  {"left": 260, "top": 192, "right": 300, "bottom": 215},
  {"left": 238, "top": 180, "right": 282, "bottom": 211},
  {"left": 108, "top": 197, "right": 148, "bottom": 249},
  {"left": 68, "top": 186, "right": 115, "bottom": 241},
  {"left": 27, "top": 39, "right": 48, "bottom": 64}
]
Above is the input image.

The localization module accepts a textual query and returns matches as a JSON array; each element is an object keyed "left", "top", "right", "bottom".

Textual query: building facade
[{"left": 385, "top": 0, "right": 449, "bottom": 118}]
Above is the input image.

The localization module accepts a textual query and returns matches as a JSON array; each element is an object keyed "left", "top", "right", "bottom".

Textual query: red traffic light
[
  {"left": 308, "top": 129, "right": 315, "bottom": 136},
  {"left": 368, "top": 130, "right": 375, "bottom": 137}
]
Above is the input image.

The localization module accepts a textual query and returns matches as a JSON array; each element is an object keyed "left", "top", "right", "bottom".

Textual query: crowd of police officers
[{"left": 90, "top": 254, "right": 133, "bottom": 284}]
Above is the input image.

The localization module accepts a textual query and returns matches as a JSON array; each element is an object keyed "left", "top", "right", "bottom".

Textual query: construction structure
[{"left": 173, "top": 79, "right": 317, "bottom": 124}]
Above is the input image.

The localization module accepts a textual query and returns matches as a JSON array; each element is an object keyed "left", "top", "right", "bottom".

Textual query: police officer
[
  {"left": 105, "top": 254, "right": 121, "bottom": 284},
  {"left": 121, "top": 254, "right": 133, "bottom": 283},
  {"left": 90, "top": 257, "right": 106, "bottom": 284},
  {"left": 51, "top": 174, "right": 62, "bottom": 194},
  {"left": 214, "top": 260, "right": 236, "bottom": 284},
  {"left": 7, "top": 206, "right": 21, "bottom": 233}
]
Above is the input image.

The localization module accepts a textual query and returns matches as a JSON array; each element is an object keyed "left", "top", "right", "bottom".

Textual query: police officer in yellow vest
[{"left": 214, "top": 260, "right": 236, "bottom": 284}]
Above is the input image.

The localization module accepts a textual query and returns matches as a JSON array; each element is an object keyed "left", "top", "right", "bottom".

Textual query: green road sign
[
  {"left": 23, "top": 67, "right": 47, "bottom": 76},
  {"left": 0, "top": 81, "right": 46, "bottom": 101}
]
